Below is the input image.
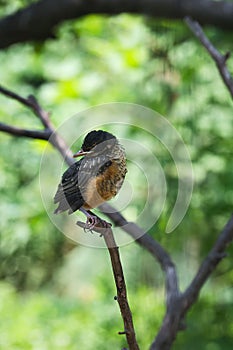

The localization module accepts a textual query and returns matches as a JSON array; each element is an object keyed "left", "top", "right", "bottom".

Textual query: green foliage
[{"left": 0, "top": 5, "right": 233, "bottom": 349}]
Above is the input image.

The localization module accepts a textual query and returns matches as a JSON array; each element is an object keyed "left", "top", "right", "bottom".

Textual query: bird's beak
[{"left": 73, "top": 149, "right": 93, "bottom": 158}]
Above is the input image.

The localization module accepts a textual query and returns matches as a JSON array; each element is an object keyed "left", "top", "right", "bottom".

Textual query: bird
[{"left": 54, "top": 130, "right": 127, "bottom": 229}]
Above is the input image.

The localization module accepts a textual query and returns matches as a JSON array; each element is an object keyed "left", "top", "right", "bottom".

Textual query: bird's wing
[
  {"left": 54, "top": 157, "right": 103, "bottom": 214},
  {"left": 54, "top": 159, "right": 91, "bottom": 214}
]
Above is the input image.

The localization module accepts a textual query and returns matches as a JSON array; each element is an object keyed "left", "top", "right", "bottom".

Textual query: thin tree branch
[
  {"left": 99, "top": 203, "right": 180, "bottom": 309},
  {"left": 0, "top": 84, "right": 33, "bottom": 108},
  {"left": 77, "top": 220, "right": 140, "bottom": 350},
  {"left": 0, "top": 84, "right": 73, "bottom": 164},
  {"left": 185, "top": 16, "right": 233, "bottom": 99},
  {"left": 0, "top": 0, "right": 233, "bottom": 49},
  {"left": 0, "top": 122, "right": 51, "bottom": 140},
  {"left": 182, "top": 215, "right": 233, "bottom": 310},
  {"left": 0, "top": 85, "right": 52, "bottom": 128}
]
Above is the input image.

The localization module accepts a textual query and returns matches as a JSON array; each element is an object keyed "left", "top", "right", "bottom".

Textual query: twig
[
  {"left": 182, "top": 215, "right": 233, "bottom": 309},
  {"left": 0, "top": 84, "right": 73, "bottom": 165},
  {"left": 185, "top": 16, "right": 233, "bottom": 98},
  {"left": 77, "top": 221, "right": 140, "bottom": 350},
  {"left": 0, "top": 122, "right": 51, "bottom": 140},
  {"left": 0, "top": 85, "right": 51, "bottom": 127},
  {"left": 99, "top": 203, "right": 180, "bottom": 309}
]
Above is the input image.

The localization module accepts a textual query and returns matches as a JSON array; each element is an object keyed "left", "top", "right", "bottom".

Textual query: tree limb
[
  {"left": 0, "top": 0, "right": 233, "bottom": 49},
  {"left": 185, "top": 16, "right": 233, "bottom": 99},
  {"left": 77, "top": 220, "right": 140, "bottom": 350}
]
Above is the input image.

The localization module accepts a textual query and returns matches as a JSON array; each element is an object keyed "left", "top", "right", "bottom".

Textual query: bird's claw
[
  {"left": 84, "top": 215, "right": 99, "bottom": 232},
  {"left": 84, "top": 216, "right": 112, "bottom": 235}
]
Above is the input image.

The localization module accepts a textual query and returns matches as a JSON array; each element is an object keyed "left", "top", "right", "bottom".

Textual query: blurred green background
[{"left": 0, "top": 2, "right": 233, "bottom": 349}]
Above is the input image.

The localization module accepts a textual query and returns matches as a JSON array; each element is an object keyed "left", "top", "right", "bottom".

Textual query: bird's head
[{"left": 73, "top": 130, "right": 117, "bottom": 158}]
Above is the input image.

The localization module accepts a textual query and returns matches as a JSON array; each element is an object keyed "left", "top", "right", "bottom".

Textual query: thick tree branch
[
  {"left": 185, "top": 16, "right": 233, "bottom": 99},
  {"left": 0, "top": 0, "right": 233, "bottom": 49},
  {"left": 77, "top": 221, "right": 139, "bottom": 350}
]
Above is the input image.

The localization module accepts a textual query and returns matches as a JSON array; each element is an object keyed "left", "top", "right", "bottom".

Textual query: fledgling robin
[{"left": 54, "top": 130, "right": 127, "bottom": 229}]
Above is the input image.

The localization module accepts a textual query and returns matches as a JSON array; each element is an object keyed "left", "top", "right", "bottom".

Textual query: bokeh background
[{"left": 0, "top": 2, "right": 233, "bottom": 349}]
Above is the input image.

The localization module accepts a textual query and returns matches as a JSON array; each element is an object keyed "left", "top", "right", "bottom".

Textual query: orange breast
[{"left": 83, "top": 161, "right": 125, "bottom": 209}]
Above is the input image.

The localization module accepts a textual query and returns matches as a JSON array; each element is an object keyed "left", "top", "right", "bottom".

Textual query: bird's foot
[
  {"left": 84, "top": 216, "right": 112, "bottom": 236},
  {"left": 78, "top": 208, "right": 112, "bottom": 236},
  {"left": 84, "top": 215, "right": 99, "bottom": 232}
]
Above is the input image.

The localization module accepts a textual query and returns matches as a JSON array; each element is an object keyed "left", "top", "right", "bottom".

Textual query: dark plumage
[
  {"left": 81, "top": 130, "right": 116, "bottom": 152},
  {"left": 54, "top": 130, "right": 127, "bottom": 228}
]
